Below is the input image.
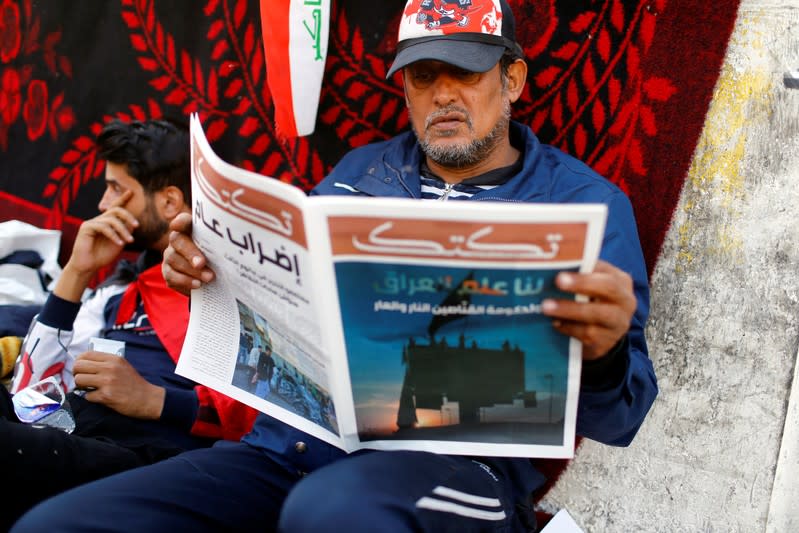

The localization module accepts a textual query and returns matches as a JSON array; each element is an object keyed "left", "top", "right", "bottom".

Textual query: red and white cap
[{"left": 387, "top": 0, "right": 523, "bottom": 78}]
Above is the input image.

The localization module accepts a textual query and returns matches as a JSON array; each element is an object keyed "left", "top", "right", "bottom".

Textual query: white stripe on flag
[{"left": 288, "top": 0, "right": 329, "bottom": 135}]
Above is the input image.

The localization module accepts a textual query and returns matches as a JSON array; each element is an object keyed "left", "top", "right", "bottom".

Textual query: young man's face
[
  {"left": 99, "top": 162, "right": 169, "bottom": 250},
  {"left": 403, "top": 60, "right": 512, "bottom": 168}
]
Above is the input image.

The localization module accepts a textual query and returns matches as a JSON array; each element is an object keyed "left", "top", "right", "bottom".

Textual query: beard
[
  {"left": 415, "top": 100, "right": 511, "bottom": 169},
  {"left": 125, "top": 197, "right": 169, "bottom": 251}
]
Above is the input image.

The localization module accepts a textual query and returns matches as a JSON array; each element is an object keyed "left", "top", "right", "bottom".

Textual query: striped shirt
[{"left": 419, "top": 157, "right": 522, "bottom": 201}]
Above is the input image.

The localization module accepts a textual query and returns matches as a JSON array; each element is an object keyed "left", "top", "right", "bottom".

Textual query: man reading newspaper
[{"left": 13, "top": 2, "right": 657, "bottom": 531}]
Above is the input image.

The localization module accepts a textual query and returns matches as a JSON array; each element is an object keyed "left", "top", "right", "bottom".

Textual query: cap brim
[{"left": 386, "top": 39, "right": 505, "bottom": 79}]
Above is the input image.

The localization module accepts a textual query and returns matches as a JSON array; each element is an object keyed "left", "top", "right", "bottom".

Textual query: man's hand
[
  {"left": 541, "top": 260, "right": 636, "bottom": 361},
  {"left": 73, "top": 351, "right": 165, "bottom": 420},
  {"left": 68, "top": 189, "right": 138, "bottom": 275},
  {"left": 54, "top": 190, "right": 138, "bottom": 302},
  {"left": 162, "top": 212, "right": 215, "bottom": 296}
]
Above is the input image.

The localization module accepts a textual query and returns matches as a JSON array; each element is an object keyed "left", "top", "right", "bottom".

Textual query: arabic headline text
[{"left": 373, "top": 300, "right": 542, "bottom": 317}]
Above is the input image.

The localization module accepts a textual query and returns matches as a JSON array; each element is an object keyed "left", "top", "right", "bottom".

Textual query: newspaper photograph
[
  {"left": 315, "top": 206, "right": 605, "bottom": 458},
  {"left": 177, "top": 115, "right": 341, "bottom": 444}
]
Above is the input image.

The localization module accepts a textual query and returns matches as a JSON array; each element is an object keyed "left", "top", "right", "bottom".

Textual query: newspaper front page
[{"left": 177, "top": 115, "right": 607, "bottom": 458}]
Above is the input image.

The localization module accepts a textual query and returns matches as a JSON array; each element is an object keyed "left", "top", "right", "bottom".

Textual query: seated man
[
  {"left": 13, "top": 2, "right": 657, "bottom": 531},
  {"left": 2, "top": 119, "right": 257, "bottom": 528}
]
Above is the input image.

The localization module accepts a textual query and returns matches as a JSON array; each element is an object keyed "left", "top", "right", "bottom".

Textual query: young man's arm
[
  {"left": 11, "top": 191, "right": 137, "bottom": 393},
  {"left": 54, "top": 189, "right": 137, "bottom": 303},
  {"left": 133, "top": 380, "right": 258, "bottom": 441}
]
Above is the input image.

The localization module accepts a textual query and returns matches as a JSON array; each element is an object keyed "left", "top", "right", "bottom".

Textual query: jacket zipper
[{"left": 439, "top": 183, "right": 454, "bottom": 201}]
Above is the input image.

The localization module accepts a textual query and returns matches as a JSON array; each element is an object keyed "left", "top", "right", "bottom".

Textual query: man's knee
[
  {"left": 11, "top": 491, "right": 84, "bottom": 533},
  {"left": 278, "top": 467, "right": 414, "bottom": 532}
]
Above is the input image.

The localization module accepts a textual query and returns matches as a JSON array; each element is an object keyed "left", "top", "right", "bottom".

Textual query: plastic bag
[
  {"left": 0, "top": 220, "right": 63, "bottom": 305},
  {"left": 11, "top": 376, "right": 76, "bottom": 433}
]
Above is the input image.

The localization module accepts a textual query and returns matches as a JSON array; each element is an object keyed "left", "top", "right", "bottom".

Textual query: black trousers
[{"left": 0, "top": 386, "right": 182, "bottom": 530}]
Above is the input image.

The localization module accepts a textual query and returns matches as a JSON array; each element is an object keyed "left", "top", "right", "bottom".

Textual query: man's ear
[
  {"left": 402, "top": 72, "right": 411, "bottom": 108},
  {"left": 506, "top": 58, "right": 527, "bottom": 104},
  {"left": 158, "top": 185, "right": 187, "bottom": 220}
]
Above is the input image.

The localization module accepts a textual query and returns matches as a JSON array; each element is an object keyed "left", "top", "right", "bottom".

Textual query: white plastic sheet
[{"left": 0, "top": 220, "right": 62, "bottom": 305}]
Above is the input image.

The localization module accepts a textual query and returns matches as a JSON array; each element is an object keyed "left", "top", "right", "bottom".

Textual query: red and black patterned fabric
[{"left": 0, "top": 0, "right": 740, "bottom": 506}]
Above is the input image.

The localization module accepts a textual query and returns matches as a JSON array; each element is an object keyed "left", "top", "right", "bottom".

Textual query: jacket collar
[
  {"left": 350, "top": 131, "right": 423, "bottom": 198},
  {"left": 350, "top": 122, "right": 549, "bottom": 202}
]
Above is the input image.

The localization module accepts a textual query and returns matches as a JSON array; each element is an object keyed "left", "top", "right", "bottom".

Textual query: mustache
[{"left": 424, "top": 105, "right": 473, "bottom": 131}]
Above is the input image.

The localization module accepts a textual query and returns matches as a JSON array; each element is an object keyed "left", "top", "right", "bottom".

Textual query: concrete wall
[{"left": 540, "top": 1, "right": 799, "bottom": 531}]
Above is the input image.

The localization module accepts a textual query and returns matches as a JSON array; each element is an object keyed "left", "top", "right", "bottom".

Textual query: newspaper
[{"left": 176, "top": 114, "right": 607, "bottom": 458}]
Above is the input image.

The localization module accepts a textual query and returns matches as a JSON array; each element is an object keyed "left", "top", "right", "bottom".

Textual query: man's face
[
  {"left": 99, "top": 162, "right": 169, "bottom": 250},
  {"left": 403, "top": 60, "right": 511, "bottom": 168}
]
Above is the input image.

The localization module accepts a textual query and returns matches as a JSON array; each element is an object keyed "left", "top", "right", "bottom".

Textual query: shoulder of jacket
[{"left": 313, "top": 132, "right": 418, "bottom": 193}]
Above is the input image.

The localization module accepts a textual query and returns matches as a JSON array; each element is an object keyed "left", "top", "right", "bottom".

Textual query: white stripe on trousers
[{"left": 415, "top": 485, "right": 507, "bottom": 521}]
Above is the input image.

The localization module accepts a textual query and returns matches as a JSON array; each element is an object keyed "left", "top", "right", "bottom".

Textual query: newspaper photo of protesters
[{"left": 232, "top": 301, "right": 338, "bottom": 434}]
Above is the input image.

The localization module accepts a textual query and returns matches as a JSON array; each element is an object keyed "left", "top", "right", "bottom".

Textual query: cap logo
[{"left": 400, "top": 0, "right": 503, "bottom": 40}]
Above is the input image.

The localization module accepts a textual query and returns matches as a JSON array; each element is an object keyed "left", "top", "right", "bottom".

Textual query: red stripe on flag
[{"left": 260, "top": 0, "right": 298, "bottom": 137}]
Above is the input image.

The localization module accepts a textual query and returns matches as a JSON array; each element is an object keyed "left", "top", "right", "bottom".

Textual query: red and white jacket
[{"left": 12, "top": 252, "right": 257, "bottom": 442}]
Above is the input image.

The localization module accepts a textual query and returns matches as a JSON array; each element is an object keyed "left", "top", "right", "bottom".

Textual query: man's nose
[
  {"left": 431, "top": 73, "right": 458, "bottom": 106},
  {"left": 98, "top": 191, "right": 112, "bottom": 212}
]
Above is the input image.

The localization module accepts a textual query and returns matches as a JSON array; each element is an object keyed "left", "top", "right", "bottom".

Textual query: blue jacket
[{"left": 244, "top": 122, "right": 658, "bottom": 490}]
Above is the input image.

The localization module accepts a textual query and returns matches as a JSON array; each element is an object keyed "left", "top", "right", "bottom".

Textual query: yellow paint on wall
[{"left": 675, "top": 14, "right": 773, "bottom": 273}]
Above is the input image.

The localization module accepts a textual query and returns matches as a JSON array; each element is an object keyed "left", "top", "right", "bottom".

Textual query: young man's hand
[
  {"left": 55, "top": 190, "right": 138, "bottom": 302},
  {"left": 73, "top": 351, "right": 166, "bottom": 420},
  {"left": 541, "top": 260, "right": 637, "bottom": 361},
  {"left": 162, "top": 212, "right": 215, "bottom": 296}
]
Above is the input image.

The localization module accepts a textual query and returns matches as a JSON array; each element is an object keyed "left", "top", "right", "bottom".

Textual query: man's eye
[
  {"left": 412, "top": 70, "right": 434, "bottom": 83},
  {"left": 453, "top": 69, "right": 480, "bottom": 83}
]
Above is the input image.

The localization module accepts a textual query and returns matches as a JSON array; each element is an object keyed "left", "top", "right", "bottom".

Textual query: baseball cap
[{"left": 387, "top": 0, "right": 524, "bottom": 79}]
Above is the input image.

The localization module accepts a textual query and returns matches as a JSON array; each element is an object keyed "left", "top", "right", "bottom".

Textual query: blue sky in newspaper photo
[{"left": 335, "top": 262, "right": 575, "bottom": 443}]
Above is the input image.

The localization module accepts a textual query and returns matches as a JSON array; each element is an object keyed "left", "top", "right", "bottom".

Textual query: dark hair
[
  {"left": 499, "top": 49, "right": 522, "bottom": 80},
  {"left": 96, "top": 118, "right": 191, "bottom": 201}
]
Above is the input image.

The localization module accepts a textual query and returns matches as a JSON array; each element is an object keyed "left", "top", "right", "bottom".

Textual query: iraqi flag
[{"left": 260, "top": 0, "right": 330, "bottom": 137}]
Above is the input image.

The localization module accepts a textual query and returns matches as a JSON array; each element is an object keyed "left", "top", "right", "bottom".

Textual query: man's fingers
[
  {"left": 162, "top": 261, "right": 202, "bottom": 295},
  {"left": 169, "top": 211, "right": 193, "bottom": 232},
  {"left": 73, "top": 372, "right": 100, "bottom": 391},
  {"left": 162, "top": 246, "right": 214, "bottom": 296},
  {"left": 87, "top": 214, "right": 135, "bottom": 245},
  {"left": 543, "top": 299, "right": 626, "bottom": 329},
  {"left": 102, "top": 205, "right": 139, "bottom": 231},
  {"left": 550, "top": 318, "right": 617, "bottom": 354},
  {"left": 555, "top": 270, "right": 631, "bottom": 304},
  {"left": 553, "top": 263, "right": 635, "bottom": 313},
  {"left": 543, "top": 261, "right": 637, "bottom": 360},
  {"left": 164, "top": 237, "right": 214, "bottom": 283},
  {"left": 73, "top": 357, "right": 101, "bottom": 390},
  {"left": 163, "top": 213, "right": 215, "bottom": 294},
  {"left": 163, "top": 244, "right": 197, "bottom": 275},
  {"left": 81, "top": 204, "right": 139, "bottom": 245},
  {"left": 167, "top": 212, "right": 201, "bottom": 268},
  {"left": 74, "top": 351, "right": 114, "bottom": 369},
  {"left": 168, "top": 228, "right": 208, "bottom": 269},
  {"left": 109, "top": 188, "right": 134, "bottom": 209}
]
